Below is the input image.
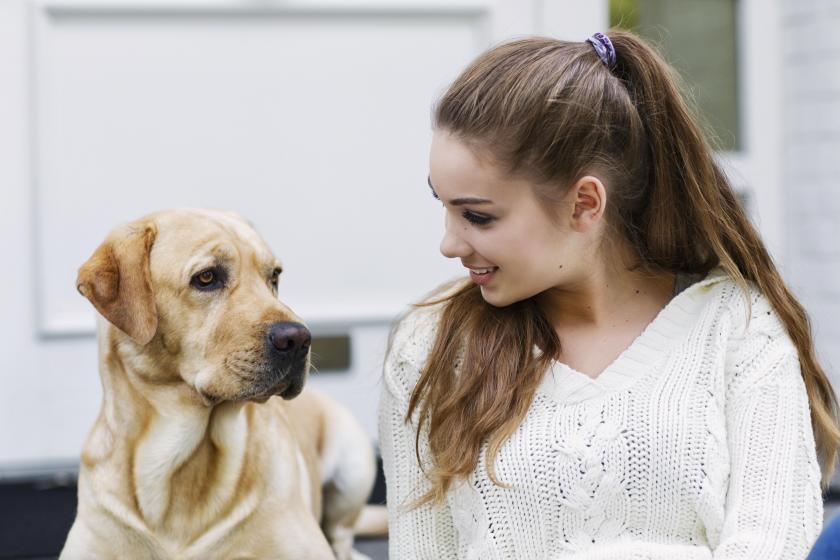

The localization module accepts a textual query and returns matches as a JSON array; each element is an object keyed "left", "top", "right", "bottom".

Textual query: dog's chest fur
[{"left": 80, "top": 401, "right": 315, "bottom": 558}]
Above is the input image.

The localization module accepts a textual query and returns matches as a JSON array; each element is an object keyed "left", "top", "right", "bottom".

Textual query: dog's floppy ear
[{"left": 77, "top": 222, "right": 159, "bottom": 345}]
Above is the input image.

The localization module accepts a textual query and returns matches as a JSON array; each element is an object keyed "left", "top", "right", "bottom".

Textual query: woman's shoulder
[
  {"left": 687, "top": 266, "right": 789, "bottom": 339},
  {"left": 675, "top": 267, "right": 801, "bottom": 401},
  {"left": 388, "top": 303, "right": 445, "bottom": 368},
  {"left": 712, "top": 270, "right": 793, "bottom": 349},
  {"left": 382, "top": 279, "right": 466, "bottom": 399},
  {"left": 706, "top": 269, "right": 802, "bottom": 395}
]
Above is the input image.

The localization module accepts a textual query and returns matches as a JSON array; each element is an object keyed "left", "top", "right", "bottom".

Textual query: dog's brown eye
[
  {"left": 270, "top": 267, "right": 282, "bottom": 288},
  {"left": 190, "top": 267, "right": 225, "bottom": 291}
]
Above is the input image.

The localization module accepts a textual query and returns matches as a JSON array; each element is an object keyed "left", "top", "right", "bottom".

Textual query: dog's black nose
[{"left": 267, "top": 322, "right": 311, "bottom": 354}]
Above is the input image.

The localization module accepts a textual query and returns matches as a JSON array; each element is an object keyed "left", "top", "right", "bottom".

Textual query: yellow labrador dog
[{"left": 61, "top": 209, "right": 376, "bottom": 559}]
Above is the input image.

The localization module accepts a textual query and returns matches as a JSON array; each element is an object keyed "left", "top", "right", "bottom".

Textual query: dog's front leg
[
  {"left": 59, "top": 520, "right": 93, "bottom": 560},
  {"left": 60, "top": 518, "right": 163, "bottom": 560},
  {"left": 276, "top": 514, "right": 337, "bottom": 560}
]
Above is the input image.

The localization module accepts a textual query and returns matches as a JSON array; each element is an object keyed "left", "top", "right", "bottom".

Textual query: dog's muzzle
[{"left": 265, "top": 321, "right": 311, "bottom": 399}]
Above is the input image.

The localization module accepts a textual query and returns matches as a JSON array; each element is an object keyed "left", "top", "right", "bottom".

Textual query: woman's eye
[
  {"left": 190, "top": 267, "right": 225, "bottom": 291},
  {"left": 462, "top": 211, "right": 493, "bottom": 226}
]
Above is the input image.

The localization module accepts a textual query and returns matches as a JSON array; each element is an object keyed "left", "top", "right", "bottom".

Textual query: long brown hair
[{"left": 403, "top": 30, "right": 840, "bottom": 507}]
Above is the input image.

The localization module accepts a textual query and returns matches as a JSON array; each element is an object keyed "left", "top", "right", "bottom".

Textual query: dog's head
[{"left": 77, "top": 209, "right": 310, "bottom": 405}]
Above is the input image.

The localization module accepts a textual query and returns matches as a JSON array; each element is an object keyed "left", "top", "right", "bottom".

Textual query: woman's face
[{"left": 428, "top": 131, "right": 602, "bottom": 307}]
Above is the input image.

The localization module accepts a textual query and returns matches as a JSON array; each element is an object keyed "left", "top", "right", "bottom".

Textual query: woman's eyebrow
[{"left": 427, "top": 176, "right": 494, "bottom": 206}]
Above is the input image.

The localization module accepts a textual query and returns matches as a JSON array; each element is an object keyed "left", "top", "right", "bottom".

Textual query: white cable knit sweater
[{"left": 378, "top": 267, "right": 823, "bottom": 559}]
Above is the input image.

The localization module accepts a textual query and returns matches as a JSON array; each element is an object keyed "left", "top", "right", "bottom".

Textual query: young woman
[{"left": 378, "top": 30, "right": 840, "bottom": 559}]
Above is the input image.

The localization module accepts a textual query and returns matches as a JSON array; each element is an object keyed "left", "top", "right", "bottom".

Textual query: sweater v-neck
[{"left": 536, "top": 266, "right": 729, "bottom": 405}]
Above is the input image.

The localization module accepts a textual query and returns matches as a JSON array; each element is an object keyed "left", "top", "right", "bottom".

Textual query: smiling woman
[{"left": 378, "top": 30, "right": 840, "bottom": 560}]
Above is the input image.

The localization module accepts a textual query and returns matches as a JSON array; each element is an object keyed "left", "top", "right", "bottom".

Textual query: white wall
[{"left": 782, "top": 1, "right": 840, "bottom": 483}]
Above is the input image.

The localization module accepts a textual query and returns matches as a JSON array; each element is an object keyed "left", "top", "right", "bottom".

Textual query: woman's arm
[
  {"left": 378, "top": 313, "right": 459, "bottom": 559},
  {"left": 713, "top": 295, "right": 823, "bottom": 558}
]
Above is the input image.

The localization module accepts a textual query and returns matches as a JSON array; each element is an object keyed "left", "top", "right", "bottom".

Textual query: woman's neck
[{"left": 536, "top": 256, "right": 676, "bottom": 331}]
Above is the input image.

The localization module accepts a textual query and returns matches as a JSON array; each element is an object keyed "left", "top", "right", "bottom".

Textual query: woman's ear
[
  {"left": 568, "top": 175, "right": 607, "bottom": 229},
  {"left": 76, "top": 222, "right": 158, "bottom": 345}
]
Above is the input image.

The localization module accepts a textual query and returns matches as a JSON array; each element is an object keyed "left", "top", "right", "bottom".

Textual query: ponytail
[{"left": 609, "top": 30, "right": 840, "bottom": 483}]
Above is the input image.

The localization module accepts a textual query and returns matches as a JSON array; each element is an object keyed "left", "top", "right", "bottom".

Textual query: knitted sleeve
[
  {"left": 712, "top": 289, "right": 824, "bottom": 558},
  {"left": 378, "top": 307, "right": 459, "bottom": 559}
]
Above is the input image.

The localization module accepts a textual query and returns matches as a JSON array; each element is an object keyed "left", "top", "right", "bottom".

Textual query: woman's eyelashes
[
  {"left": 428, "top": 181, "right": 440, "bottom": 201},
  {"left": 462, "top": 210, "right": 494, "bottom": 226}
]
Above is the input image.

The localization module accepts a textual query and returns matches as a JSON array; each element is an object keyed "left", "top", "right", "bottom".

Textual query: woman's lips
[{"left": 468, "top": 267, "right": 498, "bottom": 286}]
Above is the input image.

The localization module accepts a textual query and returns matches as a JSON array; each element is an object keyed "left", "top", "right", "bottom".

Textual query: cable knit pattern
[{"left": 378, "top": 267, "right": 824, "bottom": 559}]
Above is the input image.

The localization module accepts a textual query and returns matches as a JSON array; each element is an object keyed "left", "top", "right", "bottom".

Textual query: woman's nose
[{"left": 439, "top": 214, "right": 471, "bottom": 259}]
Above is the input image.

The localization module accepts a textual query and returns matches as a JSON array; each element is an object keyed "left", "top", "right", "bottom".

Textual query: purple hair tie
[{"left": 586, "top": 32, "right": 616, "bottom": 69}]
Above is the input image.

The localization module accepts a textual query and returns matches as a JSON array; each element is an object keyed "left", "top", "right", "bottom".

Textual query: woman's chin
[{"left": 478, "top": 285, "right": 516, "bottom": 308}]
